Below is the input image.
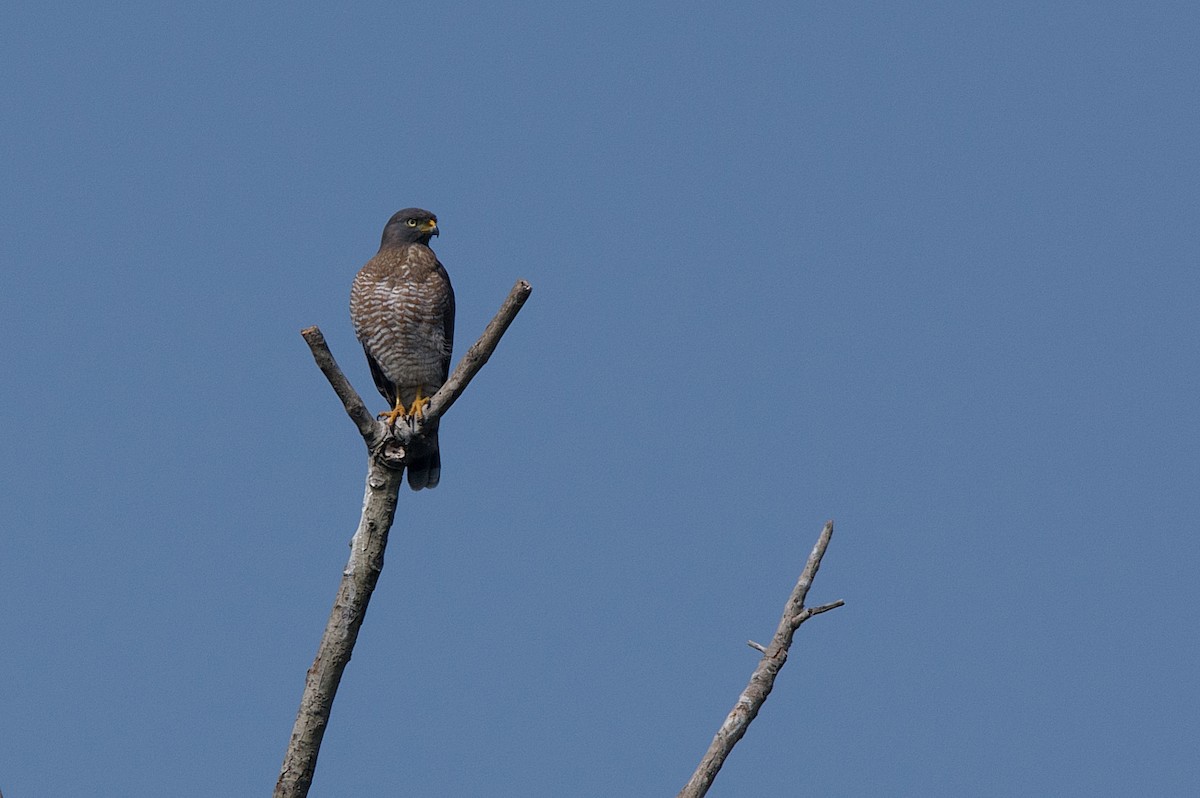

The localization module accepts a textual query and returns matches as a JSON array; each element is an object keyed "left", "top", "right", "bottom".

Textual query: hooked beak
[{"left": 424, "top": 219, "right": 440, "bottom": 237}]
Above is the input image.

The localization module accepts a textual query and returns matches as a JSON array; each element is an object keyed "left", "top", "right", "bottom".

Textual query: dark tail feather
[{"left": 406, "top": 429, "right": 441, "bottom": 491}]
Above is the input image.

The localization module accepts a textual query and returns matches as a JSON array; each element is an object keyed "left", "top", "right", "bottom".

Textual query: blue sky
[{"left": 3, "top": 2, "right": 1198, "bottom": 795}]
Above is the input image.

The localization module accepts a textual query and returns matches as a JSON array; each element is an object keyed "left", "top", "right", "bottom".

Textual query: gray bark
[{"left": 273, "top": 457, "right": 403, "bottom": 798}]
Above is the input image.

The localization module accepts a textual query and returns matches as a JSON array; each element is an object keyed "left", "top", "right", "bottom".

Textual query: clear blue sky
[{"left": 3, "top": 3, "right": 1198, "bottom": 796}]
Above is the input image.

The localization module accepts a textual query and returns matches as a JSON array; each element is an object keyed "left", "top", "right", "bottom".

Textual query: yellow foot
[
  {"left": 408, "top": 390, "right": 431, "bottom": 420},
  {"left": 378, "top": 401, "right": 407, "bottom": 427}
]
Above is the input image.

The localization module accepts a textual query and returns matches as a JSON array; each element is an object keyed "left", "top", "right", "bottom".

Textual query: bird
[{"left": 350, "top": 208, "right": 456, "bottom": 490}]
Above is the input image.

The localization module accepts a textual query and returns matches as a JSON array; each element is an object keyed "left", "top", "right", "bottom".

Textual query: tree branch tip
[
  {"left": 790, "top": 601, "right": 845, "bottom": 627},
  {"left": 300, "top": 326, "right": 328, "bottom": 348},
  {"left": 787, "top": 600, "right": 845, "bottom": 629},
  {"left": 747, "top": 640, "right": 767, "bottom": 653}
]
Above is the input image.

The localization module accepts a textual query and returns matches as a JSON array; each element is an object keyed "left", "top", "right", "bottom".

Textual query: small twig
[
  {"left": 277, "top": 280, "right": 532, "bottom": 798},
  {"left": 791, "top": 599, "right": 845, "bottom": 626},
  {"left": 677, "top": 521, "right": 843, "bottom": 798},
  {"left": 746, "top": 640, "right": 767, "bottom": 653}
]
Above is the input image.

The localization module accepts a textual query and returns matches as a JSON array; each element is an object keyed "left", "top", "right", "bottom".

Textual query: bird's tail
[{"left": 406, "top": 428, "right": 441, "bottom": 490}]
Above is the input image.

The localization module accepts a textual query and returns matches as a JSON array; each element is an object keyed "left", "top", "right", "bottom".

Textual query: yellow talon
[
  {"left": 409, "top": 389, "right": 431, "bottom": 420},
  {"left": 379, "top": 399, "right": 407, "bottom": 427},
  {"left": 377, "top": 390, "right": 431, "bottom": 427}
]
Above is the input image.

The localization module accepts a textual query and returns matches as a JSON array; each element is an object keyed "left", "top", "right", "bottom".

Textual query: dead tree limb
[
  {"left": 275, "top": 279, "right": 532, "bottom": 798},
  {"left": 677, "top": 521, "right": 843, "bottom": 798}
]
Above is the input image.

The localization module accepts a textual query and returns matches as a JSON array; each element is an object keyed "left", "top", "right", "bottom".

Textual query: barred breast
[{"left": 350, "top": 242, "right": 454, "bottom": 407}]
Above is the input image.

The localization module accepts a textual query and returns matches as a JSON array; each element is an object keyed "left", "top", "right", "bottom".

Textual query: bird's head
[{"left": 381, "top": 208, "right": 440, "bottom": 247}]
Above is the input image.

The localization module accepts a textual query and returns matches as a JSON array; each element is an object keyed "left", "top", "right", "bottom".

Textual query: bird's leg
[
  {"left": 379, "top": 397, "right": 407, "bottom": 428},
  {"left": 408, "top": 388, "right": 431, "bottom": 421}
]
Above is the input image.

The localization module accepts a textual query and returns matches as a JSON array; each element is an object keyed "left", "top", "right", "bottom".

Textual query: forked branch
[
  {"left": 677, "top": 521, "right": 843, "bottom": 798},
  {"left": 301, "top": 279, "right": 532, "bottom": 453},
  {"left": 276, "top": 279, "right": 531, "bottom": 798}
]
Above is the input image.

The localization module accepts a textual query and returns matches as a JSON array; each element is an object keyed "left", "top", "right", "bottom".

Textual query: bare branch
[
  {"left": 277, "top": 280, "right": 532, "bottom": 798},
  {"left": 677, "top": 521, "right": 843, "bottom": 798},
  {"left": 422, "top": 279, "right": 532, "bottom": 425},
  {"left": 301, "top": 326, "right": 381, "bottom": 446},
  {"left": 810, "top": 599, "right": 846, "bottom": 614}
]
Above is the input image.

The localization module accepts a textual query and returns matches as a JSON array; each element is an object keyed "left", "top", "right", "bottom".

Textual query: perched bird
[{"left": 350, "top": 208, "right": 456, "bottom": 490}]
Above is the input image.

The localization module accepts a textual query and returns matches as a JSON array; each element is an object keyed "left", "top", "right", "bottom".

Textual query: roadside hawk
[{"left": 350, "top": 208, "right": 456, "bottom": 490}]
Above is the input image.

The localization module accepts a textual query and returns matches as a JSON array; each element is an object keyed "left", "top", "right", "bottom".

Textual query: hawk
[{"left": 350, "top": 208, "right": 456, "bottom": 490}]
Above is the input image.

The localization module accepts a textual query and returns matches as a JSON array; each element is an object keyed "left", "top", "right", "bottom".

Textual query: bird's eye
[{"left": 406, "top": 218, "right": 418, "bottom": 227}]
